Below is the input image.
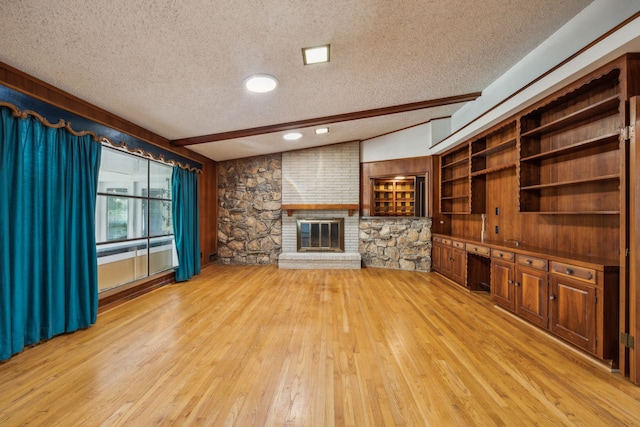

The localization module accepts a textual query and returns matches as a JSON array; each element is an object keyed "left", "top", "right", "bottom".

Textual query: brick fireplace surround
[{"left": 278, "top": 141, "right": 362, "bottom": 269}]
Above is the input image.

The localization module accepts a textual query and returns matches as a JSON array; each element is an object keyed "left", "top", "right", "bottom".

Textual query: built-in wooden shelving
[
  {"left": 518, "top": 68, "right": 622, "bottom": 214},
  {"left": 439, "top": 143, "right": 470, "bottom": 214},
  {"left": 371, "top": 178, "right": 415, "bottom": 216}
]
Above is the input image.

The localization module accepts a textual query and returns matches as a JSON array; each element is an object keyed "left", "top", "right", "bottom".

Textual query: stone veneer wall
[
  {"left": 217, "top": 154, "right": 282, "bottom": 265},
  {"left": 359, "top": 217, "right": 433, "bottom": 271}
]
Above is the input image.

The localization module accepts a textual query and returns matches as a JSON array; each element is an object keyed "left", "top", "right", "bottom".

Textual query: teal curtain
[
  {"left": 0, "top": 107, "right": 101, "bottom": 361},
  {"left": 172, "top": 167, "right": 201, "bottom": 282}
]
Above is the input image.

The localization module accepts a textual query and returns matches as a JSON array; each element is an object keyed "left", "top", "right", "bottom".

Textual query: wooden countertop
[{"left": 433, "top": 233, "right": 619, "bottom": 271}]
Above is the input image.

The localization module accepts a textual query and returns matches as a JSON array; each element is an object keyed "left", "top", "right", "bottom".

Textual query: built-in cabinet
[
  {"left": 372, "top": 177, "right": 416, "bottom": 216},
  {"left": 432, "top": 54, "right": 640, "bottom": 370},
  {"left": 432, "top": 236, "right": 466, "bottom": 285},
  {"left": 490, "top": 256, "right": 548, "bottom": 329},
  {"left": 434, "top": 233, "right": 619, "bottom": 364},
  {"left": 490, "top": 258, "right": 515, "bottom": 309},
  {"left": 432, "top": 237, "right": 491, "bottom": 292},
  {"left": 514, "top": 263, "right": 548, "bottom": 329}
]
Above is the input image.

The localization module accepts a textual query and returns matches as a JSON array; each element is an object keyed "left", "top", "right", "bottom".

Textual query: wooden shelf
[
  {"left": 441, "top": 157, "right": 469, "bottom": 169},
  {"left": 441, "top": 176, "right": 469, "bottom": 184},
  {"left": 521, "top": 132, "right": 620, "bottom": 162},
  {"left": 471, "top": 162, "right": 517, "bottom": 177},
  {"left": 471, "top": 138, "right": 516, "bottom": 158},
  {"left": 521, "top": 175, "right": 619, "bottom": 191},
  {"left": 521, "top": 95, "right": 619, "bottom": 137},
  {"left": 441, "top": 195, "right": 469, "bottom": 201},
  {"left": 281, "top": 204, "right": 359, "bottom": 216},
  {"left": 520, "top": 211, "right": 620, "bottom": 215}
]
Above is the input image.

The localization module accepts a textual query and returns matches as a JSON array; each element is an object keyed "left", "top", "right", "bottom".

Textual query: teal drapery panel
[
  {"left": 0, "top": 107, "right": 101, "bottom": 361},
  {"left": 171, "top": 167, "right": 201, "bottom": 282}
]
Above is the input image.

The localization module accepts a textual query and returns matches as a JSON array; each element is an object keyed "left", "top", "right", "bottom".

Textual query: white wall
[
  {"left": 360, "top": 118, "right": 451, "bottom": 163},
  {"left": 360, "top": 0, "right": 640, "bottom": 161},
  {"left": 282, "top": 141, "right": 360, "bottom": 204}
]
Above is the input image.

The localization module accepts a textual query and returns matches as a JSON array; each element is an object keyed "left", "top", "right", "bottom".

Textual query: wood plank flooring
[{"left": 1, "top": 265, "right": 640, "bottom": 426}]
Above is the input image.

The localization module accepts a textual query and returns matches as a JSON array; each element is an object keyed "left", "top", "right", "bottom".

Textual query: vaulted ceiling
[{"left": 0, "top": 0, "right": 593, "bottom": 161}]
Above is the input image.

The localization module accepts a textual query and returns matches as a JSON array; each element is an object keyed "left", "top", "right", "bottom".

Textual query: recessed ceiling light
[
  {"left": 244, "top": 74, "right": 278, "bottom": 93},
  {"left": 315, "top": 127, "right": 329, "bottom": 134},
  {"left": 283, "top": 132, "right": 303, "bottom": 140},
  {"left": 302, "top": 44, "right": 330, "bottom": 65}
]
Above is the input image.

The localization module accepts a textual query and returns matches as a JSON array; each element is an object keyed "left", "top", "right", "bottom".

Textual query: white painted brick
[{"left": 281, "top": 142, "right": 361, "bottom": 267}]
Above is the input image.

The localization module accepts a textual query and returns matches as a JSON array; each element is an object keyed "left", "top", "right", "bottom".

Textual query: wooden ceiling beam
[{"left": 171, "top": 92, "right": 481, "bottom": 146}]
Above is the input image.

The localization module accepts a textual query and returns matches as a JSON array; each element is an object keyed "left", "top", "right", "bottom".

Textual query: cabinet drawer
[
  {"left": 551, "top": 262, "right": 596, "bottom": 284},
  {"left": 516, "top": 254, "right": 548, "bottom": 271},
  {"left": 492, "top": 249, "right": 515, "bottom": 262},
  {"left": 441, "top": 238, "right": 452, "bottom": 246},
  {"left": 433, "top": 236, "right": 443, "bottom": 244},
  {"left": 467, "top": 244, "right": 490, "bottom": 256},
  {"left": 452, "top": 240, "right": 466, "bottom": 249}
]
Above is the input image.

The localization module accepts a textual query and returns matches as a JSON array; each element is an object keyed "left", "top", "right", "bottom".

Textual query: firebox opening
[{"left": 297, "top": 218, "right": 345, "bottom": 252}]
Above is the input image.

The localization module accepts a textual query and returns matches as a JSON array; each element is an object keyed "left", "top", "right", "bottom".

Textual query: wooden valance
[
  {"left": 0, "top": 97, "right": 202, "bottom": 173},
  {"left": 281, "top": 204, "right": 360, "bottom": 217}
]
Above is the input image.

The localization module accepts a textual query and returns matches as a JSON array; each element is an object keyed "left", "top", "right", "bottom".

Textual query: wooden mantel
[{"left": 281, "top": 204, "right": 360, "bottom": 217}]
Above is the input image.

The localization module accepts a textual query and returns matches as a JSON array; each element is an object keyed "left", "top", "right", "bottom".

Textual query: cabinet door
[
  {"left": 549, "top": 276, "right": 597, "bottom": 354},
  {"left": 451, "top": 248, "right": 467, "bottom": 285},
  {"left": 491, "top": 260, "right": 514, "bottom": 311},
  {"left": 515, "top": 267, "right": 548, "bottom": 328},
  {"left": 440, "top": 245, "right": 453, "bottom": 278},
  {"left": 432, "top": 243, "right": 442, "bottom": 272}
]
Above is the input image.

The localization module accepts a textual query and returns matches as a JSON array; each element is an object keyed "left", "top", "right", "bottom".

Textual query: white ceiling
[{"left": 0, "top": 0, "right": 593, "bottom": 161}]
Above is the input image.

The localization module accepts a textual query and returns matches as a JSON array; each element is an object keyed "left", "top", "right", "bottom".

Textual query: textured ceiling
[{"left": 0, "top": 0, "right": 593, "bottom": 161}]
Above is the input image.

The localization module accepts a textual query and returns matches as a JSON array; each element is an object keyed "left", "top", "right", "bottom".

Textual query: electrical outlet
[{"left": 495, "top": 225, "right": 499, "bottom": 234}]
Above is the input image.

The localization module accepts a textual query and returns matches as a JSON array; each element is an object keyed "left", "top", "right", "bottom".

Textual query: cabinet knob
[
  {"left": 508, "top": 279, "right": 513, "bottom": 284},
  {"left": 514, "top": 282, "right": 521, "bottom": 287},
  {"left": 565, "top": 268, "right": 573, "bottom": 275},
  {"left": 498, "top": 253, "right": 503, "bottom": 258},
  {"left": 549, "top": 294, "right": 556, "bottom": 300},
  {"left": 526, "top": 259, "right": 532, "bottom": 265}
]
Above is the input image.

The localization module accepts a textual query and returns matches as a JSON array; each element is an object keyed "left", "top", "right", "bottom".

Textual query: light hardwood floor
[{"left": 1, "top": 265, "right": 640, "bottom": 426}]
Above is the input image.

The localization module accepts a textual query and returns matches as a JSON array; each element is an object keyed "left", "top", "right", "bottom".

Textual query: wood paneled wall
[{"left": 0, "top": 61, "right": 218, "bottom": 267}]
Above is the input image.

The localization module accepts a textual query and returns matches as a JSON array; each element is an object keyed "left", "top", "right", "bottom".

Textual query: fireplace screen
[{"left": 297, "top": 218, "right": 344, "bottom": 252}]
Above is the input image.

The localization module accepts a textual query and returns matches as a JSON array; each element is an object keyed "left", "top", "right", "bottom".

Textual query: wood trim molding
[
  {"left": 0, "top": 100, "right": 203, "bottom": 172},
  {"left": 98, "top": 271, "right": 175, "bottom": 313},
  {"left": 281, "top": 204, "right": 360, "bottom": 217},
  {"left": 171, "top": 93, "right": 481, "bottom": 146},
  {"left": 361, "top": 115, "right": 452, "bottom": 143}
]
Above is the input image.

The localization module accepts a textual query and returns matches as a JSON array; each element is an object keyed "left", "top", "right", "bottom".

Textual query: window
[{"left": 95, "top": 147, "right": 177, "bottom": 292}]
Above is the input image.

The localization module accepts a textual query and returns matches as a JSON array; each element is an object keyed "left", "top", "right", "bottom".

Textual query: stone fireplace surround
[{"left": 278, "top": 142, "right": 362, "bottom": 269}]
